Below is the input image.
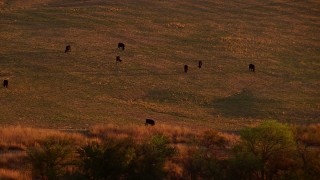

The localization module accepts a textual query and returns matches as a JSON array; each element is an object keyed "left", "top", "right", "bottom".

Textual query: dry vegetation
[
  {"left": 0, "top": 126, "right": 88, "bottom": 150},
  {"left": 0, "top": 126, "right": 93, "bottom": 179},
  {"left": 0, "top": 123, "right": 319, "bottom": 179},
  {"left": 0, "top": 124, "right": 232, "bottom": 179}
]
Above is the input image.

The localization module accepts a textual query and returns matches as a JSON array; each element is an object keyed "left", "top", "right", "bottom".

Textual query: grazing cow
[
  {"left": 249, "top": 64, "right": 255, "bottom": 72},
  {"left": 184, "top": 65, "right": 189, "bottom": 73},
  {"left": 198, "top": 60, "right": 203, "bottom": 68},
  {"left": 116, "top": 56, "right": 122, "bottom": 63},
  {"left": 118, "top": 43, "right": 125, "bottom": 50},
  {"left": 65, "top": 45, "right": 71, "bottom": 53},
  {"left": 145, "top": 119, "right": 155, "bottom": 126},
  {"left": 3, "top": 80, "right": 8, "bottom": 88}
]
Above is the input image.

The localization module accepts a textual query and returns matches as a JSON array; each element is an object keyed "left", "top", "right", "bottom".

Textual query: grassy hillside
[{"left": 0, "top": 0, "right": 319, "bottom": 130}]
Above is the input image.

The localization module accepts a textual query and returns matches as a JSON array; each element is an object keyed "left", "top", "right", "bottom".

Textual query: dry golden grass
[
  {"left": 90, "top": 123, "right": 237, "bottom": 178},
  {"left": 90, "top": 123, "right": 238, "bottom": 160},
  {"left": 0, "top": 124, "right": 235, "bottom": 179},
  {"left": 0, "top": 126, "right": 89, "bottom": 150},
  {"left": 90, "top": 123, "right": 198, "bottom": 143},
  {"left": 0, "top": 151, "right": 26, "bottom": 169},
  {"left": 0, "top": 126, "right": 99, "bottom": 180},
  {"left": 0, "top": 168, "right": 31, "bottom": 180},
  {"left": 0, "top": 123, "right": 319, "bottom": 178},
  {"left": 90, "top": 123, "right": 238, "bottom": 143},
  {"left": 0, "top": 124, "right": 236, "bottom": 155}
]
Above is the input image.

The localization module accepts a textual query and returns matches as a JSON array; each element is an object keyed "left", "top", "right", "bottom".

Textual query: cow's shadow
[{"left": 210, "top": 89, "right": 276, "bottom": 119}]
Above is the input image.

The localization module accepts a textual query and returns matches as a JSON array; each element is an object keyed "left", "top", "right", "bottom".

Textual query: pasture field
[{"left": 0, "top": 0, "right": 319, "bottom": 130}]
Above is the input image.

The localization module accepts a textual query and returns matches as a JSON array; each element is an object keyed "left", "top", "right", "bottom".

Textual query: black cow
[
  {"left": 118, "top": 43, "right": 125, "bottom": 50},
  {"left": 145, "top": 119, "right": 155, "bottom": 126},
  {"left": 249, "top": 64, "right": 255, "bottom": 72},
  {"left": 116, "top": 56, "right": 122, "bottom": 63},
  {"left": 65, "top": 45, "right": 71, "bottom": 53},
  {"left": 3, "top": 80, "right": 8, "bottom": 88},
  {"left": 184, "top": 65, "right": 189, "bottom": 73},
  {"left": 198, "top": 61, "right": 203, "bottom": 68}
]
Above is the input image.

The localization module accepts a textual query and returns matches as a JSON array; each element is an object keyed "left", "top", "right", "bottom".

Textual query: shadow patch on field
[
  {"left": 144, "top": 89, "right": 201, "bottom": 104},
  {"left": 210, "top": 89, "right": 277, "bottom": 119}
]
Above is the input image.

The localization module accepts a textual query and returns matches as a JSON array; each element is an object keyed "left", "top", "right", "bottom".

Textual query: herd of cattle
[
  {"left": 62, "top": 42, "right": 256, "bottom": 74},
  {"left": 2, "top": 42, "right": 256, "bottom": 126}
]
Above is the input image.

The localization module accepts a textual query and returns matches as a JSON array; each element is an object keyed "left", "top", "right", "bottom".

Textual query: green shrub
[{"left": 231, "top": 120, "right": 297, "bottom": 179}]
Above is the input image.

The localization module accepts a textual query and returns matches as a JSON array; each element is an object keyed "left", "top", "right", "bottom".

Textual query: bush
[
  {"left": 200, "top": 130, "right": 226, "bottom": 149},
  {"left": 291, "top": 125, "right": 320, "bottom": 179},
  {"left": 27, "top": 138, "right": 74, "bottom": 180},
  {"left": 231, "top": 120, "right": 297, "bottom": 179},
  {"left": 295, "top": 124, "right": 320, "bottom": 146},
  {"left": 78, "top": 138, "right": 134, "bottom": 179},
  {"left": 126, "top": 134, "right": 176, "bottom": 180},
  {"left": 183, "top": 131, "right": 228, "bottom": 179},
  {"left": 78, "top": 134, "right": 175, "bottom": 180},
  {"left": 185, "top": 151, "right": 227, "bottom": 179}
]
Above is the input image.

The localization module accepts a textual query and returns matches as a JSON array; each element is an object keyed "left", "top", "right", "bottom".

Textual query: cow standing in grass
[
  {"left": 145, "top": 119, "right": 155, "bottom": 126},
  {"left": 249, "top": 64, "right": 255, "bottom": 72},
  {"left": 184, "top": 65, "right": 189, "bottom": 73},
  {"left": 116, "top": 56, "right": 122, "bottom": 63},
  {"left": 65, "top": 45, "right": 71, "bottom": 53},
  {"left": 198, "top": 61, "right": 203, "bottom": 68},
  {"left": 118, "top": 43, "right": 125, "bottom": 50},
  {"left": 3, "top": 80, "right": 8, "bottom": 88}
]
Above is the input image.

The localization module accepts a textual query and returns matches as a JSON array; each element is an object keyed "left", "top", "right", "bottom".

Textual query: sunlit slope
[{"left": 0, "top": 0, "right": 319, "bottom": 130}]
